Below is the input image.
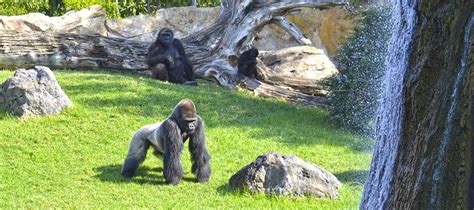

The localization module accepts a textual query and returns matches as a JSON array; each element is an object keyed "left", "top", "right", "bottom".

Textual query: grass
[{"left": 0, "top": 69, "right": 372, "bottom": 208}]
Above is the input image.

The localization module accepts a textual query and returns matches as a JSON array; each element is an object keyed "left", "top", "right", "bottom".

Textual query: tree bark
[
  {"left": 183, "top": 0, "right": 346, "bottom": 88},
  {"left": 361, "top": 0, "right": 474, "bottom": 209},
  {"left": 470, "top": 71, "right": 474, "bottom": 209},
  {"left": 0, "top": 0, "right": 345, "bottom": 106},
  {"left": 0, "top": 31, "right": 149, "bottom": 70}
]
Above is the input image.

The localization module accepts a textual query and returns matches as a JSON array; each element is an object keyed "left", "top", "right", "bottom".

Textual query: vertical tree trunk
[
  {"left": 361, "top": 0, "right": 474, "bottom": 209},
  {"left": 147, "top": 0, "right": 151, "bottom": 14},
  {"left": 470, "top": 73, "right": 474, "bottom": 209}
]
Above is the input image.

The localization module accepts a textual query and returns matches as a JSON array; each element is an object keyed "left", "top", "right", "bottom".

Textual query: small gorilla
[
  {"left": 146, "top": 28, "right": 197, "bottom": 85},
  {"left": 237, "top": 47, "right": 259, "bottom": 78},
  {"left": 121, "top": 99, "right": 210, "bottom": 185}
]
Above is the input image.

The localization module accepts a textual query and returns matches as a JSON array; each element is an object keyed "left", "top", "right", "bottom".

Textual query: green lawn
[{"left": 0, "top": 69, "right": 372, "bottom": 208}]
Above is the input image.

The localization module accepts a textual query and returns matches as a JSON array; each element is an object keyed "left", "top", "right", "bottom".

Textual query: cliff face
[{"left": 362, "top": 0, "right": 474, "bottom": 209}]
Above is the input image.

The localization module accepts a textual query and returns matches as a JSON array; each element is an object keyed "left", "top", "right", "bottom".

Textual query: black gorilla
[
  {"left": 146, "top": 28, "right": 197, "bottom": 85},
  {"left": 121, "top": 99, "right": 210, "bottom": 185},
  {"left": 237, "top": 47, "right": 259, "bottom": 78}
]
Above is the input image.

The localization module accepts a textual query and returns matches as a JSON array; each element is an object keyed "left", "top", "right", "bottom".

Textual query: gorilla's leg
[
  {"left": 151, "top": 63, "right": 168, "bottom": 81},
  {"left": 162, "top": 121, "right": 184, "bottom": 185},
  {"left": 121, "top": 135, "right": 151, "bottom": 178},
  {"left": 183, "top": 61, "right": 196, "bottom": 81},
  {"left": 167, "top": 60, "right": 186, "bottom": 84},
  {"left": 189, "top": 122, "right": 211, "bottom": 182}
]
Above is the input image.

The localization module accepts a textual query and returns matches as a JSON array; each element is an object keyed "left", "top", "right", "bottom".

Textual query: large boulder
[
  {"left": 0, "top": 66, "right": 72, "bottom": 117},
  {"left": 255, "top": 7, "right": 354, "bottom": 55},
  {"left": 258, "top": 46, "right": 338, "bottom": 96},
  {"left": 229, "top": 152, "right": 341, "bottom": 199}
]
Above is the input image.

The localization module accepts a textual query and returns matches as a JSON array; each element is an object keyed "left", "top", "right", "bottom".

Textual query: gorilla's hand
[{"left": 166, "top": 55, "right": 175, "bottom": 69}]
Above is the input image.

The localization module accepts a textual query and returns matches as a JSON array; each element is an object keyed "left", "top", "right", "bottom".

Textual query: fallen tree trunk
[
  {"left": 0, "top": 31, "right": 148, "bottom": 70},
  {"left": 0, "top": 0, "right": 346, "bottom": 106},
  {"left": 183, "top": 0, "right": 346, "bottom": 88}
]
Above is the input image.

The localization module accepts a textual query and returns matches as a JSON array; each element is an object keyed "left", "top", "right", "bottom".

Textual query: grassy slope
[{"left": 0, "top": 70, "right": 371, "bottom": 208}]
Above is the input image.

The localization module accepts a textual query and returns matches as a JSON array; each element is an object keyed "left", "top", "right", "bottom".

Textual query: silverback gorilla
[
  {"left": 121, "top": 99, "right": 210, "bottom": 185},
  {"left": 146, "top": 28, "right": 197, "bottom": 85},
  {"left": 237, "top": 47, "right": 259, "bottom": 78}
]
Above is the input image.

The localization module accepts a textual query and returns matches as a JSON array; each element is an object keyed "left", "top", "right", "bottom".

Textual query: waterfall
[
  {"left": 360, "top": 0, "right": 418, "bottom": 208},
  {"left": 431, "top": 13, "right": 474, "bottom": 205}
]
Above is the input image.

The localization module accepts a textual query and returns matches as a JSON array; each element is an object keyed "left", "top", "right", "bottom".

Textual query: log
[
  {"left": 0, "top": 31, "right": 148, "bottom": 70},
  {"left": 240, "top": 77, "right": 327, "bottom": 106},
  {"left": 183, "top": 0, "right": 346, "bottom": 86},
  {"left": 0, "top": 0, "right": 346, "bottom": 105}
]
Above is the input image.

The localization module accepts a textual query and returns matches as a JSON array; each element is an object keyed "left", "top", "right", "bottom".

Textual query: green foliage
[
  {"left": 0, "top": 70, "right": 372, "bottom": 208},
  {"left": 0, "top": 0, "right": 49, "bottom": 16},
  {"left": 327, "top": 7, "right": 391, "bottom": 137},
  {"left": 63, "top": 0, "right": 121, "bottom": 18},
  {"left": 0, "top": 0, "right": 220, "bottom": 18}
]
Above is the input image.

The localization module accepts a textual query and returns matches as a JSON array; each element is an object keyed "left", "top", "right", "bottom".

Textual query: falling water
[
  {"left": 431, "top": 13, "right": 474, "bottom": 206},
  {"left": 360, "top": 0, "right": 418, "bottom": 208}
]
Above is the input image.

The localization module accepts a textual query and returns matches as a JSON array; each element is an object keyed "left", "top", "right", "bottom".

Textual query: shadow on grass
[
  {"left": 57, "top": 70, "right": 373, "bottom": 152},
  {"left": 216, "top": 183, "right": 239, "bottom": 195},
  {"left": 93, "top": 164, "right": 197, "bottom": 185},
  {"left": 334, "top": 170, "right": 369, "bottom": 185},
  {"left": 93, "top": 164, "right": 166, "bottom": 185},
  {"left": 0, "top": 108, "right": 11, "bottom": 120}
]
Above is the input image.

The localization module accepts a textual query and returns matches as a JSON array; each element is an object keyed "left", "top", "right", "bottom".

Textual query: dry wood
[{"left": 0, "top": 0, "right": 346, "bottom": 105}]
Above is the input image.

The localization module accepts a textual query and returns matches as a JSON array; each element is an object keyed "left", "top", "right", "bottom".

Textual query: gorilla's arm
[
  {"left": 189, "top": 116, "right": 211, "bottom": 182},
  {"left": 146, "top": 43, "right": 175, "bottom": 68},
  {"left": 162, "top": 119, "right": 184, "bottom": 185},
  {"left": 173, "top": 39, "right": 195, "bottom": 81}
]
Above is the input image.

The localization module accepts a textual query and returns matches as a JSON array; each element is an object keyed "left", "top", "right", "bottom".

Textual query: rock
[
  {"left": 0, "top": 5, "right": 107, "bottom": 35},
  {"left": 0, "top": 66, "right": 72, "bottom": 117},
  {"left": 254, "top": 7, "right": 355, "bottom": 55},
  {"left": 258, "top": 46, "right": 338, "bottom": 96},
  {"left": 229, "top": 152, "right": 341, "bottom": 198},
  {"left": 105, "top": 6, "right": 221, "bottom": 41}
]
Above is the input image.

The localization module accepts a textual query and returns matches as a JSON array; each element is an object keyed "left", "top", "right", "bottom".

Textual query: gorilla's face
[
  {"left": 158, "top": 29, "right": 174, "bottom": 47},
  {"left": 177, "top": 101, "right": 198, "bottom": 134}
]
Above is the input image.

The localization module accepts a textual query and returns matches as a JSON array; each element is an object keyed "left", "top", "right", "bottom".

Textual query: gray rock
[
  {"left": 229, "top": 152, "right": 341, "bottom": 199},
  {"left": 105, "top": 6, "right": 220, "bottom": 41},
  {"left": 0, "top": 66, "right": 72, "bottom": 117}
]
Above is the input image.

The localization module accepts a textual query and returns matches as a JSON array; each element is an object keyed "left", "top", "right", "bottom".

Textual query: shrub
[
  {"left": 327, "top": 7, "right": 391, "bottom": 137},
  {"left": 0, "top": 1, "right": 49, "bottom": 16},
  {"left": 0, "top": 0, "right": 221, "bottom": 18},
  {"left": 63, "top": 0, "right": 120, "bottom": 18}
]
